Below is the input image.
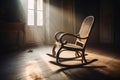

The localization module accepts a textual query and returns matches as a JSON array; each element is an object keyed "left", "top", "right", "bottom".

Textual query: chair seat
[{"left": 55, "top": 41, "right": 83, "bottom": 50}]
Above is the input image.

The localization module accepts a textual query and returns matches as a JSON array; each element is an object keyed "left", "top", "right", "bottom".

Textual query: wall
[
  {"left": 45, "top": 0, "right": 75, "bottom": 44},
  {"left": 75, "top": 0, "right": 116, "bottom": 45},
  {"left": 45, "top": 0, "right": 63, "bottom": 44},
  {"left": 75, "top": 0, "right": 100, "bottom": 43},
  {"left": 113, "top": 0, "right": 120, "bottom": 48},
  {"left": 0, "top": 23, "right": 25, "bottom": 51},
  {"left": 0, "top": 0, "right": 25, "bottom": 22},
  {"left": 0, "top": 0, "right": 118, "bottom": 48},
  {"left": 62, "top": 0, "right": 75, "bottom": 34},
  {"left": 100, "top": 0, "right": 114, "bottom": 44},
  {"left": 0, "top": 0, "right": 25, "bottom": 50},
  {"left": 45, "top": 0, "right": 101, "bottom": 44}
]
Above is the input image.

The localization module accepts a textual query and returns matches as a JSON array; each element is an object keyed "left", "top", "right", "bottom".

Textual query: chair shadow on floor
[
  {"left": 53, "top": 65, "right": 114, "bottom": 80},
  {"left": 53, "top": 61, "right": 106, "bottom": 72},
  {"left": 47, "top": 53, "right": 110, "bottom": 80},
  {"left": 50, "top": 59, "right": 107, "bottom": 80},
  {"left": 49, "top": 58, "right": 105, "bottom": 68}
]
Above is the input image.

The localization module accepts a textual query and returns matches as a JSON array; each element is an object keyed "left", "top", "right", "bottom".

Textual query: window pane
[
  {"left": 28, "top": 10, "right": 34, "bottom": 25},
  {"left": 37, "top": 11, "right": 43, "bottom": 26},
  {"left": 37, "top": 0, "right": 43, "bottom": 10},
  {"left": 28, "top": 0, "right": 34, "bottom": 9}
]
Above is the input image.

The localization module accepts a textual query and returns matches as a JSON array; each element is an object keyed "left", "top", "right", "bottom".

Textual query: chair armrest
[
  {"left": 79, "top": 36, "right": 88, "bottom": 39},
  {"left": 73, "top": 34, "right": 88, "bottom": 39},
  {"left": 54, "top": 32, "right": 65, "bottom": 41}
]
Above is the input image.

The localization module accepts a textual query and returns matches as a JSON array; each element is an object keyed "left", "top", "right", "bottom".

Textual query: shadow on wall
[{"left": 0, "top": 0, "right": 25, "bottom": 22}]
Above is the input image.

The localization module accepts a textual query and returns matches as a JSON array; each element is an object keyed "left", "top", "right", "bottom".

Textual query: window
[{"left": 27, "top": 0, "right": 43, "bottom": 26}]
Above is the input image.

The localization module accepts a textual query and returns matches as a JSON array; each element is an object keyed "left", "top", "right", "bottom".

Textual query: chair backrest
[{"left": 76, "top": 16, "right": 94, "bottom": 48}]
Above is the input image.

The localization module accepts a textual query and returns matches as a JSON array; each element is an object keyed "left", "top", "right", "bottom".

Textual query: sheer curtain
[
  {"left": 19, "top": 0, "right": 45, "bottom": 45},
  {"left": 44, "top": 0, "right": 64, "bottom": 44},
  {"left": 44, "top": 0, "right": 76, "bottom": 44},
  {"left": 19, "top": 0, "right": 75, "bottom": 45},
  {"left": 19, "top": 0, "right": 54, "bottom": 45},
  {"left": 19, "top": 0, "right": 27, "bottom": 23}
]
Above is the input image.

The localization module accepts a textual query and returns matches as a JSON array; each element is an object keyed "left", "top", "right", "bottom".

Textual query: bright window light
[{"left": 28, "top": 0, "right": 43, "bottom": 26}]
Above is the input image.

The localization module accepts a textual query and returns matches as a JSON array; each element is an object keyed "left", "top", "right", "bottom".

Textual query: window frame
[{"left": 27, "top": 0, "right": 43, "bottom": 27}]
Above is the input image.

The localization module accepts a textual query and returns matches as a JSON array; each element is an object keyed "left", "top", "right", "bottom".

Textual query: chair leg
[
  {"left": 75, "top": 51, "right": 79, "bottom": 57},
  {"left": 75, "top": 51, "right": 82, "bottom": 58},
  {"left": 56, "top": 47, "right": 62, "bottom": 64},
  {"left": 81, "top": 51, "right": 87, "bottom": 64},
  {"left": 52, "top": 44, "right": 57, "bottom": 57}
]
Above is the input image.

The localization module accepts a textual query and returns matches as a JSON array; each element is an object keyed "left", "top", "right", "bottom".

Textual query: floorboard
[{"left": 0, "top": 45, "right": 120, "bottom": 80}]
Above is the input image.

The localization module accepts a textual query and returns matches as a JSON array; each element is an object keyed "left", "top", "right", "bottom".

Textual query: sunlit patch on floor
[{"left": 24, "top": 60, "right": 45, "bottom": 80}]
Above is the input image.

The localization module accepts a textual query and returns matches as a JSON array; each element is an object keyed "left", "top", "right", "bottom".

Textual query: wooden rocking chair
[{"left": 51, "top": 16, "right": 94, "bottom": 65}]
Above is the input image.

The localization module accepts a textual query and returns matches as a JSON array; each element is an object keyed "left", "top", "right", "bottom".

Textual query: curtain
[{"left": 19, "top": 0, "right": 75, "bottom": 45}]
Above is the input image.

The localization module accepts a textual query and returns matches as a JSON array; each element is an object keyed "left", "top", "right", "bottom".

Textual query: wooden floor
[{"left": 0, "top": 45, "right": 120, "bottom": 80}]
